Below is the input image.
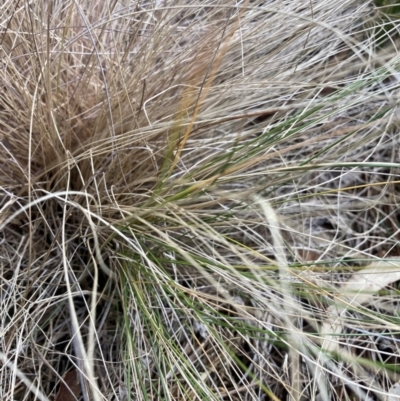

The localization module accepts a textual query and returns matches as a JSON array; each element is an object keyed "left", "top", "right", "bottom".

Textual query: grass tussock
[{"left": 1, "top": 1, "right": 400, "bottom": 400}]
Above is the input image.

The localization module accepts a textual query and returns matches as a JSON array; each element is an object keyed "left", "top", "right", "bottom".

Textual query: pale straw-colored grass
[{"left": 1, "top": 1, "right": 400, "bottom": 400}]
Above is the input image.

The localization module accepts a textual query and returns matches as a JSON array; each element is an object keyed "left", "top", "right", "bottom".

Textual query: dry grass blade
[
  {"left": 322, "top": 259, "right": 400, "bottom": 353},
  {"left": 1, "top": 1, "right": 400, "bottom": 400}
]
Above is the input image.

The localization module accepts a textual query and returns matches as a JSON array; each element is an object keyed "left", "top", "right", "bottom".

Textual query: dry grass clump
[{"left": 1, "top": 1, "right": 400, "bottom": 400}]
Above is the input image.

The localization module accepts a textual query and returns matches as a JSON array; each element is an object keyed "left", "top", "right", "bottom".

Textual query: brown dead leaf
[{"left": 55, "top": 369, "right": 81, "bottom": 401}]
